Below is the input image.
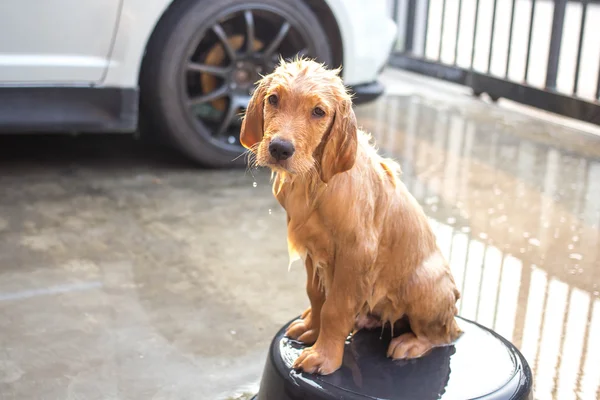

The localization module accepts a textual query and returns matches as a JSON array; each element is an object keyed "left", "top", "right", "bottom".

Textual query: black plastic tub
[{"left": 252, "top": 316, "right": 533, "bottom": 400}]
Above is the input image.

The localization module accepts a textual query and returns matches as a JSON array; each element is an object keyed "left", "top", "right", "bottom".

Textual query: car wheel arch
[{"left": 137, "top": 0, "right": 344, "bottom": 89}]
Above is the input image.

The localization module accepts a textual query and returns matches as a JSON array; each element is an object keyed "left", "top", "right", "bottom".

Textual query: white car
[{"left": 0, "top": 0, "right": 396, "bottom": 166}]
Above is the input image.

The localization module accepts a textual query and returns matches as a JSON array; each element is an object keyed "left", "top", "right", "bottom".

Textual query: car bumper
[
  {"left": 327, "top": 0, "right": 397, "bottom": 86},
  {"left": 350, "top": 80, "right": 386, "bottom": 105}
]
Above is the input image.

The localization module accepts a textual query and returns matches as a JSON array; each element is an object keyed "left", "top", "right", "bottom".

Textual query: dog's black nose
[{"left": 269, "top": 138, "right": 295, "bottom": 161}]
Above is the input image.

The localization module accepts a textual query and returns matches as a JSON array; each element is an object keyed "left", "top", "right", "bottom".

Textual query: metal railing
[{"left": 388, "top": 0, "right": 600, "bottom": 126}]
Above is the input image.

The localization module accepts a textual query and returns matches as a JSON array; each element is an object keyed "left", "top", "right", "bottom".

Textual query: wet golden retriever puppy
[{"left": 240, "top": 58, "right": 461, "bottom": 375}]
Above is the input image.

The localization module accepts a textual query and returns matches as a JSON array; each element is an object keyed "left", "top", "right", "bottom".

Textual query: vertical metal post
[
  {"left": 524, "top": 0, "right": 537, "bottom": 82},
  {"left": 438, "top": 0, "right": 447, "bottom": 61},
  {"left": 505, "top": 0, "right": 517, "bottom": 78},
  {"left": 487, "top": 0, "right": 498, "bottom": 73},
  {"left": 470, "top": 0, "right": 481, "bottom": 69},
  {"left": 573, "top": 0, "right": 589, "bottom": 96},
  {"left": 423, "top": 0, "right": 431, "bottom": 56},
  {"left": 454, "top": 0, "right": 463, "bottom": 65},
  {"left": 391, "top": 0, "right": 399, "bottom": 24},
  {"left": 596, "top": 63, "right": 600, "bottom": 100},
  {"left": 545, "top": 0, "right": 567, "bottom": 90},
  {"left": 391, "top": 0, "right": 402, "bottom": 51},
  {"left": 405, "top": 0, "right": 418, "bottom": 54}
]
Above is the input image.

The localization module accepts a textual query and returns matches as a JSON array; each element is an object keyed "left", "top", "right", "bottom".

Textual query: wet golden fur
[{"left": 240, "top": 58, "right": 462, "bottom": 375}]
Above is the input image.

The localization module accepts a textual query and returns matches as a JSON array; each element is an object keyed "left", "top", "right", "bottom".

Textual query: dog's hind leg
[{"left": 388, "top": 252, "right": 462, "bottom": 360}]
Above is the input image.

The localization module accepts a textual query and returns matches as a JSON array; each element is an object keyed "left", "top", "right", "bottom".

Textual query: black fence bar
[
  {"left": 454, "top": 0, "right": 463, "bottom": 65},
  {"left": 487, "top": 0, "right": 498, "bottom": 73},
  {"left": 423, "top": 0, "right": 431, "bottom": 56},
  {"left": 391, "top": 0, "right": 399, "bottom": 28},
  {"left": 405, "top": 0, "right": 418, "bottom": 53},
  {"left": 596, "top": 63, "right": 600, "bottom": 100},
  {"left": 524, "top": 0, "right": 537, "bottom": 82},
  {"left": 546, "top": 0, "right": 567, "bottom": 90},
  {"left": 505, "top": 0, "right": 517, "bottom": 78},
  {"left": 573, "top": 0, "right": 588, "bottom": 95},
  {"left": 470, "top": 0, "right": 480, "bottom": 69},
  {"left": 438, "top": 0, "right": 447, "bottom": 61}
]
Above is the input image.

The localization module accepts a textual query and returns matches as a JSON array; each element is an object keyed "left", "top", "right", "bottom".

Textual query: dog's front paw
[
  {"left": 286, "top": 308, "right": 319, "bottom": 344},
  {"left": 293, "top": 345, "right": 342, "bottom": 375}
]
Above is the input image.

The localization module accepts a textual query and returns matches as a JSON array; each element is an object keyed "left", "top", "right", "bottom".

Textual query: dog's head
[{"left": 240, "top": 58, "right": 358, "bottom": 183}]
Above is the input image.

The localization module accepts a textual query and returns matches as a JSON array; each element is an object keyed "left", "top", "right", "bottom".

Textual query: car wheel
[{"left": 141, "top": 0, "right": 334, "bottom": 167}]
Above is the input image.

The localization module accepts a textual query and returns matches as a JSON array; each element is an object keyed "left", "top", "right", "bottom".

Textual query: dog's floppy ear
[
  {"left": 240, "top": 76, "right": 271, "bottom": 150},
  {"left": 319, "top": 95, "right": 358, "bottom": 183}
]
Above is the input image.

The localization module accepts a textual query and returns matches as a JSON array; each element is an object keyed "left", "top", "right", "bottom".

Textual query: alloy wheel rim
[{"left": 181, "top": 6, "right": 314, "bottom": 152}]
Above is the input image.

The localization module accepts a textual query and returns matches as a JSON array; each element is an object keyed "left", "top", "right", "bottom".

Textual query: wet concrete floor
[{"left": 0, "top": 71, "right": 599, "bottom": 400}]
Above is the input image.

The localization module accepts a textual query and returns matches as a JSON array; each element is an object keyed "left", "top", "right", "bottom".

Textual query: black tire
[{"left": 140, "top": 0, "right": 334, "bottom": 167}]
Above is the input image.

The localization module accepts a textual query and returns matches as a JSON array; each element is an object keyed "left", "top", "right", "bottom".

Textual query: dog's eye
[
  {"left": 268, "top": 94, "right": 278, "bottom": 106},
  {"left": 312, "top": 107, "right": 325, "bottom": 117}
]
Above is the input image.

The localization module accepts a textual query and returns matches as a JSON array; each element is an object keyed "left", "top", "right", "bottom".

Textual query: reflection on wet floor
[{"left": 356, "top": 96, "right": 600, "bottom": 400}]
